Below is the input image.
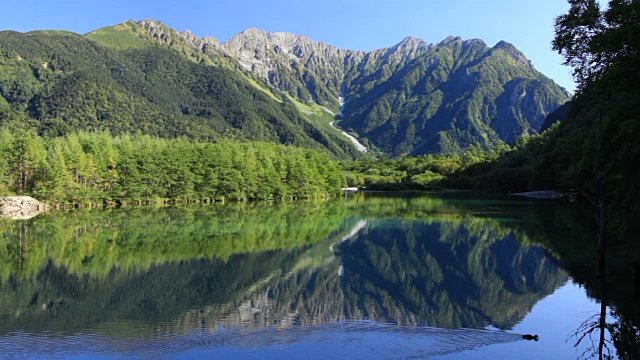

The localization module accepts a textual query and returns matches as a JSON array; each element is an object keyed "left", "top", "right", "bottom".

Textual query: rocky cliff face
[
  {"left": 219, "top": 28, "right": 365, "bottom": 109},
  {"left": 217, "top": 30, "right": 439, "bottom": 111},
  {"left": 130, "top": 19, "right": 226, "bottom": 65}
]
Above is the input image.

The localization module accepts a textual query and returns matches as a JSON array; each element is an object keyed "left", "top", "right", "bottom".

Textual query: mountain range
[{"left": 0, "top": 19, "right": 571, "bottom": 157}]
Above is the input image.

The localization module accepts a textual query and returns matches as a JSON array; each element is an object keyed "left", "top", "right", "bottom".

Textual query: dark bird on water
[{"left": 522, "top": 334, "right": 539, "bottom": 341}]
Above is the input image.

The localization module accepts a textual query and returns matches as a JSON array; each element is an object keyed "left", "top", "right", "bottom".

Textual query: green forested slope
[
  {"left": 340, "top": 37, "right": 570, "bottom": 155},
  {"left": 0, "top": 30, "right": 358, "bottom": 158}
]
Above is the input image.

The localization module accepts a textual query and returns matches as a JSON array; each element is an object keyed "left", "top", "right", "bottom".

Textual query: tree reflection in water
[
  {"left": 569, "top": 252, "right": 640, "bottom": 360},
  {"left": 569, "top": 250, "right": 614, "bottom": 360}
]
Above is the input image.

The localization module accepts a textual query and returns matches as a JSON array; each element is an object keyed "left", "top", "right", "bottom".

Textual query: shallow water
[{"left": 0, "top": 192, "right": 634, "bottom": 359}]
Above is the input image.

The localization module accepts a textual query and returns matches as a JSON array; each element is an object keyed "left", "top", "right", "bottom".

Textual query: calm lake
[{"left": 0, "top": 192, "right": 637, "bottom": 359}]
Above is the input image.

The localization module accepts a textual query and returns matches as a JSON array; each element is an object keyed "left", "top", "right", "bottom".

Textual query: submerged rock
[{"left": 0, "top": 196, "right": 49, "bottom": 220}]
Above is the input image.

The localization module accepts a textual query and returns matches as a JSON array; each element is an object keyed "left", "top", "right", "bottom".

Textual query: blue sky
[{"left": 1, "top": 0, "right": 576, "bottom": 91}]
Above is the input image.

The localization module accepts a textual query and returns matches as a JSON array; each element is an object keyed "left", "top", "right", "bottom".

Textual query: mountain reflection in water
[{"left": 0, "top": 192, "right": 629, "bottom": 359}]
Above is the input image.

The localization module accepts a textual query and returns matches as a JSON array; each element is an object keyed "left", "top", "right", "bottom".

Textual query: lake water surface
[{"left": 0, "top": 192, "right": 636, "bottom": 359}]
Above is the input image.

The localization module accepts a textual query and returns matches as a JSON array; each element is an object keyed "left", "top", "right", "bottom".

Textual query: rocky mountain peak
[
  {"left": 180, "top": 29, "right": 219, "bottom": 49},
  {"left": 440, "top": 35, "right": 463, "bottom": 45},
  {"left": 134, "top": 18, "right": 178, "bottom": 43},
  {"left": 466, "top": 38, "right": 488, "bottom": 47},
  {"left": 129, "top": 19, "right": 220, "bottom": 53},
  {"left": 358, "top": 36, "right": 433, "bottom": 70},
  {"left": 388, "top": 36, "right": 432, "bottom": 58},
  {"left": 220, "top": 28, "right": 351, "bottom": 81},
  {"left": 137, "top": 18, "right": 168, "bottom": 32},
  {"left": 222, "top": 28, "right": 322, "bottom": 56},
  {"left": 202, "top": 36, "right": 219, "bottom": 46},
  {"left": 398, "top": 36, "right": 428, "bottom": 46},
  {"left": 223, "top": 28, "right": 267, "bottom": 47},
  {"left": 243, "top": 27, "right": 265, "bottom": 35},
  {"left": 492, "top": 40, "right": 532, "bottom": 68},
  {"left": 493, "top": 40, "right": 517, "bottom": 51},
  {"left": 180, "top": 29, "right": 197, "bottom": 41}
]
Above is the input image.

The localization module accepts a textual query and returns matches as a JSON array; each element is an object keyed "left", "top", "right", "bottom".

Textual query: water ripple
[{"left": 0, "top": 322, "right": 526, "bottom": 359}]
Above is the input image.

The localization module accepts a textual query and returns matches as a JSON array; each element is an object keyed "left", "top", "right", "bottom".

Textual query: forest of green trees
[
  {"left": 0, "top": 130, "right": 345, "bottom": 204},
  {"left": 344, "top": 124, "right": 566, "bottom": 193},
  {"left": 344, "top": 142, "right": 514, "bottom": 190}
]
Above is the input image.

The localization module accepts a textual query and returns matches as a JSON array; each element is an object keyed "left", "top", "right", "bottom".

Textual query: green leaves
[
  {"left": 552, "top": 0, "right": 605, "bottom": 89},
  {"left": 553, "top": 0, "right": 640, "bottom": 90}
]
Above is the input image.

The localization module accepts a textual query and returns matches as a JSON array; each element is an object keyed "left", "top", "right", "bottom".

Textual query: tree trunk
[{"left": 598, "top": 182, "right": 607, "bottom": 251}]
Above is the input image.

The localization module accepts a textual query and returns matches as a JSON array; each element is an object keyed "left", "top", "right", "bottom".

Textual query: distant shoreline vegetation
[
  {"left": 0, "top": 126, "right": 565, "bottom": 208},
  {"left": 343, "top": 129, "right": 554, "bottom": 193},
  {"left": 0, "top": 130, "right": 345, "bottom": 205}
]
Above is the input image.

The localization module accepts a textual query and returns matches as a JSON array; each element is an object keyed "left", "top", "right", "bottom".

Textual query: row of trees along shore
[{"left": 0, "top": 130, "right": 345, "bottom": 205}]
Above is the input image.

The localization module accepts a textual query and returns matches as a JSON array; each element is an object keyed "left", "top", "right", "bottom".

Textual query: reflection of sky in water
[
  {"left": 440, "top": 282, "right": 613, "bottom": 360},
  {"left": 0, "top": 323, "right": 541, "bottom": 359},
  {"left": 0, "top": 283, "right": 606, "bottom": 359}
]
